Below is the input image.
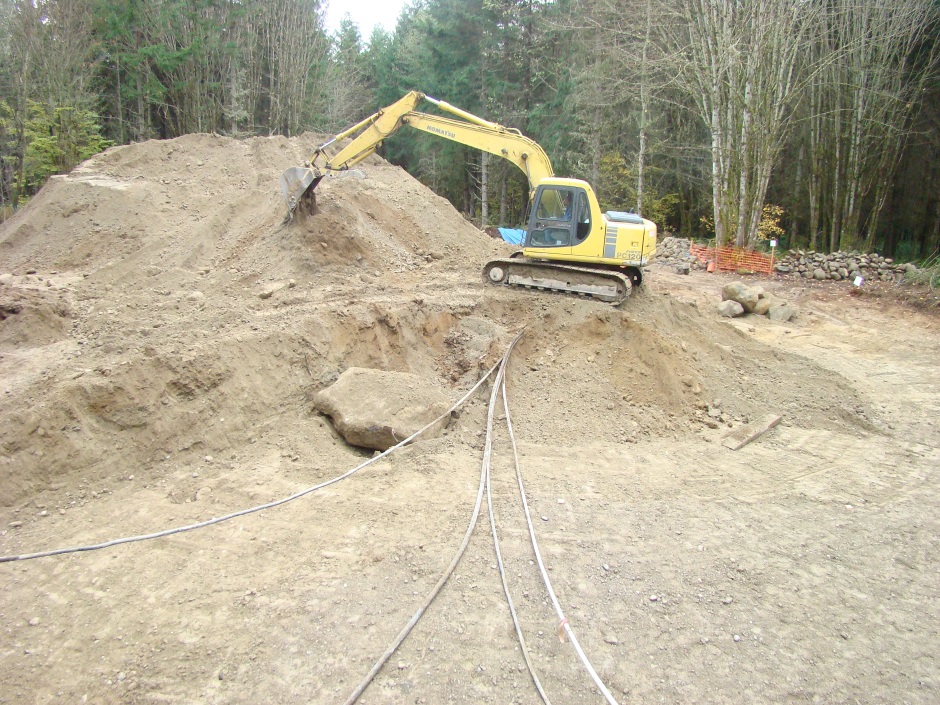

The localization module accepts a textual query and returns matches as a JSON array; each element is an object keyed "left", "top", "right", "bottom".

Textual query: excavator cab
[{"left": 526, "top": 186, "right": 591, "bottom": 250}]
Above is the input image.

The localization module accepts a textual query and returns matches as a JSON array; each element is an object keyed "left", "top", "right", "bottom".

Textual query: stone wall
[
  {"left": 773, "top": 250, "right": 919, "bottom": 282},
  {"left": 654, "top": 237, "right": 919, "bottom": 283},
  {"left": 655, "top": 237, "right": 703, "bottom": 270}
]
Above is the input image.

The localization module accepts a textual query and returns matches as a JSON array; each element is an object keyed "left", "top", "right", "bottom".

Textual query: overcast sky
[{"left": 324, "top": 0, "right": 411, "bottom": 39}]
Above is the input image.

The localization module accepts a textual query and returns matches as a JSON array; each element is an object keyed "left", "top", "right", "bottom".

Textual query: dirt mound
[
  {"left": 0, "top": 133, "right": 871, "bottom": 504},
  {"left": 0, "top": 277, "right": 73, "bottom": 347},
  {"left": 0, "top": 132, "right": 504, "bottom": 284}
]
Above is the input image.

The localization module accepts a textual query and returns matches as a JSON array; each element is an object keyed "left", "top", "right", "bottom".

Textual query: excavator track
[{"left": 482, "top": 258, "right": 632, "bottom": 304}]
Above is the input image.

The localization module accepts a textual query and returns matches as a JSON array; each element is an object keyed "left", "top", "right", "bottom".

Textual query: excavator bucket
[{"left": 280, "top": 166, "right": 322, "bottom": 220}]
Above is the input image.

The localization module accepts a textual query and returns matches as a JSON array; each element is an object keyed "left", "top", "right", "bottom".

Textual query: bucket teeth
[{"left": 280, "top": 167, "right": 321, "bottom": 219}]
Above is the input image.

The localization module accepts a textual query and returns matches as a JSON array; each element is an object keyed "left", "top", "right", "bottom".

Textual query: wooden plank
[{"left": 722, "top": 414, "right": 782, "bottom": 451}]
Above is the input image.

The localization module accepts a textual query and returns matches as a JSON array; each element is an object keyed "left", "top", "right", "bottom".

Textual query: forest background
[{"left": 0, "top": 0, "right": 938, "bottom": 258}]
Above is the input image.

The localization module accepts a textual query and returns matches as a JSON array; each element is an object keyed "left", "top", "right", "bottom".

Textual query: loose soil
[{"left": 1, "top": 134, "right": 937, "bottom": 704}]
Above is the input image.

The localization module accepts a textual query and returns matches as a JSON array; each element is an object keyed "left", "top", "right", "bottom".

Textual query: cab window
[{"left": 535, "top": 188, "right": 575, "bottom": 221}]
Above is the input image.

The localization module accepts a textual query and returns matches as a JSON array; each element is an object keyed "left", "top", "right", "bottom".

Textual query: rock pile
[
  {"left": 655, "top": 236, "right": 701, "bottom": 273},
  {"left": 774, "top": 250, "right": 918, "bottom": 282},
  {"left": 719, "top": 281, "right": 797, "bottom": 322}
]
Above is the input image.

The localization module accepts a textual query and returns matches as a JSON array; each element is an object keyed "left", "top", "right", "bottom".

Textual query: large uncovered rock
[
  {"left": 314, "top": 368, "right": 452, "bottom": 450},
  {"left": 721, "top": 282, "right": 760, "bottom": 312}
]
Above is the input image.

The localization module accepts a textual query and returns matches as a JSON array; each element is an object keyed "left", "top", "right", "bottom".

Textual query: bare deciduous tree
[
  {"left": 666, "top": 0, "right": 813, "bottom": 247},
  {"left": 804, "top": 0, "right": 939, "bottom": 252}
]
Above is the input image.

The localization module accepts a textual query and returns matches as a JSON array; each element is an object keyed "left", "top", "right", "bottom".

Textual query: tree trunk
[
  {"left": 636, "top": 0, "right": 652, "bottom": 217},
  {"left": 115, "top": 57, "right": 124, "bottom": 144}
]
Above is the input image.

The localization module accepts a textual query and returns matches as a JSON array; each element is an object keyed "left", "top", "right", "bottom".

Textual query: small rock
[
  {"left": 258, "top": 289, "right": 273, "bottom": 300},
  {"left": 768, "top": 303, "right": 797, "bottom": 322},
  {"left": 723, "top": 597, "right": 733, "bottom": 604},
  {"left": 397, "top": 661, "right": 407, "bottom": 670},
  {"left": 28, "top": 617, "right": 40, "bottom": 627},
  {"left": 733, "top": 634, "right": 742, "bottom": 642},
  {"left": 813, "top": 268, "right": 827, "bottom": 280},
  {"left": 604, "top": 634, "right": 619, "bottom": 645},
  {"left": 717, "top": 300, "right": 745, "bottom": 318},
  {"left": 649, "top": 595, "right": 659, "bottom": 602},
  {"left": 288, "top": 279, "right": 297, "bottom": 288},
  {"left": 9, "top": 520, "right": 22, "bottom": 528},
  {"left": 117, "top": 672, "right": 126, "bottom": 682},
  {"left": 753, "top": 295, "right": 780, "bottom": 316}
]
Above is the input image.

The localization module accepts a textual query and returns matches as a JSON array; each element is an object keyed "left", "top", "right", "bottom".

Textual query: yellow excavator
[{"left": 280, "top": 90, "right": 656, "bottom": 303}]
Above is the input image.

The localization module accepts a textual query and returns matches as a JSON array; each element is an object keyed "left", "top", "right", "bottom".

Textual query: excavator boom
[{"left": 280, "top": 91, "right": 553, "bottom": 219}]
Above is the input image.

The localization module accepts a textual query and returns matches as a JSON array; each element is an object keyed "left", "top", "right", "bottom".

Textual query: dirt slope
[{"left": 0, "top": 135, "right": 937, "bottom": 705}]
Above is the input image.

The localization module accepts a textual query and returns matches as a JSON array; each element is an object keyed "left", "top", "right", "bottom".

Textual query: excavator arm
[{"left": 280, "top": 90, "right": 554, "bottom": 218}]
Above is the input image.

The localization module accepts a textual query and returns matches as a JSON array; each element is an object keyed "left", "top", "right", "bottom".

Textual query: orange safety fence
[{"left": 689, "top": 243, "right": 774, "bottom": 275}]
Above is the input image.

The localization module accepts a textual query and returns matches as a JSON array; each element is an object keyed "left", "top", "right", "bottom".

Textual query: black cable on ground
[
  {"left": 0, "top": 363, "right": 500, "bottom": 564},
  {"left": 485, "top": 376, "right": 552, "bottom": 704},
  {"left": 342, "top": 330, "right": 525, "bottom": 705},
  {"left": 501, "top": 381, "right": 621, "bottom": 705}
]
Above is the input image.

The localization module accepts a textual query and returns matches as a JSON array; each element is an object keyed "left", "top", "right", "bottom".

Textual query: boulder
[
  {"left": 767, "top": 303, "right": 797, "bottom": 322},
  {"left": 753, "top": 295, "right": 781, "bottom": 316},
  {"left": 314, "top": 368, "right": 452, "bottom": 451},
  {"left": 717, "top": 300, "right": 745, "bottom": 318},
  {"left": 721, "top": 282, "right": 759, "bottom": 312},
  {"left": 813, "top": 268, "right": 827, "bottom": 280}
]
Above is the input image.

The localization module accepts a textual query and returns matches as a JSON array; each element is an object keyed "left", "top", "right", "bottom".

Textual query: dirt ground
[{"left": 1, "top": 135, "right": 938, "bottom": 705}]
